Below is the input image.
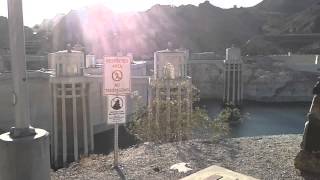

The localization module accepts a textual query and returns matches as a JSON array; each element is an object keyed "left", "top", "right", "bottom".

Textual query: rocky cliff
[
  {"left": 191, "top": 57, "right": 317, "bottom": 102},
  {"left": 243, "top": 57, "right": 317, "bottom": 102}
]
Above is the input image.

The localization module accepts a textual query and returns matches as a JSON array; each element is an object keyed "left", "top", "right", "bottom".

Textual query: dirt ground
[{"left": 52, "top": 134, "right": 320, "bottom": 180}]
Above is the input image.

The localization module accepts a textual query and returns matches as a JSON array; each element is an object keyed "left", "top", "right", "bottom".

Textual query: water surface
[{"left": 199, "top": 100, "right": 309, "bottom": 137}]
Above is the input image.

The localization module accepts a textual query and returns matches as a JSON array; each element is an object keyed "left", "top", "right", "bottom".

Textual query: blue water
[{"left": 199, "top": 100, "right": 309, "bottom": 137}]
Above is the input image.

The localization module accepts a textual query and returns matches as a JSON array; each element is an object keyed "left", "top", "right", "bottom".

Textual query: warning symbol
[
  {"left": 112, "top": 70, "right": 123, "bottom": 81},
  {"left": 111, "top": 97, "right": 123, "bottom": 110},
  {"left": 107, "top": 95, "right": 126, "bottom": 124}
]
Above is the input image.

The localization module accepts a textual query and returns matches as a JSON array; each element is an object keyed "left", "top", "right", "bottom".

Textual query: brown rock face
[
  {"left": 295, "top": 80, "right": 320, "bottom": 175},
  {"left": 301, "top": 81, "right": 320, "bottom": 152}
]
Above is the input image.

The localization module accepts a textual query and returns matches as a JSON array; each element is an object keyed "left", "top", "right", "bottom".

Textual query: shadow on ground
[{"left": 94, "top": 125, "right": 138, "bottom": 154}]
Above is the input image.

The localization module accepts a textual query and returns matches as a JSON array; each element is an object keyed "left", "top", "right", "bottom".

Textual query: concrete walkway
[{"left": 181, "top": 165, "right": 258, "bottom": 180}]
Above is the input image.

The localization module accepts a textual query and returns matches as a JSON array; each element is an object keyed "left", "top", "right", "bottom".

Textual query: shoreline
[{"left": 199, "top": 98, "right": 311, "bottom": 104}]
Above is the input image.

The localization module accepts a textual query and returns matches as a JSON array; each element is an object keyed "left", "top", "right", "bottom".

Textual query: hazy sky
[{"left": 0, "top": 0, "right": 263, "bottom": 26}]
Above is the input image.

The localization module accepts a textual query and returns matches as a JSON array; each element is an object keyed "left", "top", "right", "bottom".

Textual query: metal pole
[
  {"left": 114, "top": 123, "right": 119, "bottom": 167},
  {"left": 7, "top": 0, "right": 35, "bottom": 137}
]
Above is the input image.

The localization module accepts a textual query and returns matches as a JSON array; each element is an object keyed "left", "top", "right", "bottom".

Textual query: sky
[{"left": 0, "top": 0, "right": 263, "bottom": 27}]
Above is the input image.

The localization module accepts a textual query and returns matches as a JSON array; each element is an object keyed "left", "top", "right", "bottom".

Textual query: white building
[{"left": 223, "top": 47, "right": 243, "bottom": 106}]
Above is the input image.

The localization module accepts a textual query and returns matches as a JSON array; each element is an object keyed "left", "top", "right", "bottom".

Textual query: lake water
[
  {"left": 199, "top": 100, "right": 310, "bottom": 137},
  {"left": 94, "top": 100, "right": 310, "bottom": 154}
]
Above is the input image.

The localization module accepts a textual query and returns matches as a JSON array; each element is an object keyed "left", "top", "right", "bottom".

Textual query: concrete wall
[
  {"left": 268, "top": 54, "right": 320, "bottom": 72},
  {"left": 132, "top": 61, "right": 147, "bottom": 76},
  {"left": 0, "top": 58, "right": 4, "bottom": 72},
  {"left": 0, "top": 55, "right": 48, "bottom": 71},
  {"left": 189, "top": 60, "right": 224, "bottom": 99},
  {"left": 0, "top": 71, "right": 52, "bottom": 132},
  {"left": 0, "top": 70, "right": 150, "bottom": 135},
  {"left": 0, "top": 75, "right": 14, "bottom": 131}
]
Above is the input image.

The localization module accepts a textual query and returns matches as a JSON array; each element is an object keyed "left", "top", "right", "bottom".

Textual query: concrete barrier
[{"left": 0, "top": 128, "right": 50, "bottom": 180}]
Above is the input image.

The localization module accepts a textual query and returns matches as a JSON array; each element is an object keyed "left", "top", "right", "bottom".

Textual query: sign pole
[
  {"left": 103, "top": 55, "right": 131, "bottom": 168},
  {"left": 114, "top": 122, "right": 119, "bottom": 167}
]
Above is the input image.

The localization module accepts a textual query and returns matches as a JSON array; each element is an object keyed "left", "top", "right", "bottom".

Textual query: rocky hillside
[
  {"left": 1, "top": 0, "right": 320, "bottom": 56},
  {"left": 47, "top": 0, "right": 320, "bottom": 57},
  {"left": 254, "top": 0, "right": 319, "bottom": 14},
  {"left": 49, "top": 2, "right": 262, "bottom": 57},
  {"left": 245, "top": 0, "right": 320, "bottom": 54},
  {"left": 278, "top": 5, "right": 320, "bottom": 33},
  {"left": 0, "top": 16, "right": 44, "bottom": 55},
  {"left": 0, "top": 16, "right": 9, "bottom": 51}
]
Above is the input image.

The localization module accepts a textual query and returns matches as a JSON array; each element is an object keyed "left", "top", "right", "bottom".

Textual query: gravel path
[{"left": 51, "top": 134, "right": 320, "bottom": 180}]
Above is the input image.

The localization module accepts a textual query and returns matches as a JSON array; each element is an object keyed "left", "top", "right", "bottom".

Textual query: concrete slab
[{"left": 181, "top": 165, "right": 259, "bottom": 180}]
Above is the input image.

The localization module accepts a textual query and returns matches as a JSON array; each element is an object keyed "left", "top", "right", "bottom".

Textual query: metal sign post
[
  {"left": 107, "top": 94, "right": 126, "bottom": 166},
  {"left": 114, "top": 123, "right": 119, "bottom": 166},
  {"left": 103, "top": 56, "right": 131, "bottom": 167}
]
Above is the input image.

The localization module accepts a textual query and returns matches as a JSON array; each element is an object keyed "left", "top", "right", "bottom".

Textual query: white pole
[
  {"left": 53, "top": 83, "right": 58, "bottom": 165},
  {"left": 72, "top": 83, "right": 79, "bottom": 161},
  {"left": 82, "top": 83, "right": 88, "bottom": 155},
  {"left": 7, "top": 0, "right": 31, "bottom": 133},
  {"left": 166, "top": 81, "right": 170, "bottom": 141},
  {"left": 237, "top": 64, "right": 241, "bottom": 105},
  {"left": 61, "top": 84, "right": 67, "bottom": 164},
  {"left": 241, "top": 64, "right": 244, "bottom": 103},
  {"left": 223, "top": 62, "right": 226, "bottom": 102},
  {"left": 178, "top": 82, "right": 182, "bottom": 140},
  {"left": 227, "top": 62, "right": 230, "bottom": 103},
  {"left": 232, "top": 63, "right": 236, "bottom": 105}
]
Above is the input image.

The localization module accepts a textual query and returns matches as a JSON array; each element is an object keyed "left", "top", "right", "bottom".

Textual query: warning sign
[
  {"left": 103, "top": 56, "right": 131, "bottom": 95},
  {"left": 107, "top": 95, "right": 126, "bottom": 124}
]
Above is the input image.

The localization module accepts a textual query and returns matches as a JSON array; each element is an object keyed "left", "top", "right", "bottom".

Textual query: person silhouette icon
[{"left": 112, "top": 98, "right": 122, "bottom": 110}]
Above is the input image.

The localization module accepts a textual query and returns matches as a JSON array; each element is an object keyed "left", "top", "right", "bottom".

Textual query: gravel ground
[{"left": 51, "top": 134, "right": 320, "bottom": 180}]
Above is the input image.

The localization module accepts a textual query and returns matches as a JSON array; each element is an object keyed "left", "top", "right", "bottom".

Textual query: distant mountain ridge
[
  {"left": 49, "top": 1, "right": 263, "bottom": 57},
  {"left": 1, "top": 0, "right": 320, "bottom": 56},
  {"left": 0, "top": 16, "right": 9, "bottom": 50},
  {"left": 255, "top": 0, "right": 319, "bottom": 14},
  {"left": 0, "top": 16, "right": 36, "bottom": 53}
]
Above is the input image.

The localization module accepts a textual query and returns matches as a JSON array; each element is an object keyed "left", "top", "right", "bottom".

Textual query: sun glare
[
  {"left": 100, "top": 1, "right": 149, "bottom": 12},
  {"left": 0, "top": 0, "right": 263, "bottom": 26}
]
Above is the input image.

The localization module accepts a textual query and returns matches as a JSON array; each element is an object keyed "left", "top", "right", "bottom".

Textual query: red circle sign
[{"left": 112, "top": 70, "right": 123, "bottom": 81}]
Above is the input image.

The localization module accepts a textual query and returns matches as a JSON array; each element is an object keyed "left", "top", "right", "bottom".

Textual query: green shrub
[
  {"left": 220, "top": 104, "right": 241, "bottom": 122},
  {"left": 127, "top": 101, "right": 238, "bottom": 143},
  {"left": 127, "top": 93, "right": 242, "bottom": 143},
  {"left": 211, "top": 105, "right": 242, "bottom": 141},
  {"left": 127, "top": 101, "right": 210, "bottom": 143},
  {"left": 127, "top": 85, "right": 210, "bottom": 143}
]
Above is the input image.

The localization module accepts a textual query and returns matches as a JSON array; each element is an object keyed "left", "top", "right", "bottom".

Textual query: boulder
[
  {"left": 295, "top": 80, "right": 320, "bottom": 175},
  {"left": 294, "top": 150, "right": 320, "bottom": 174}
]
